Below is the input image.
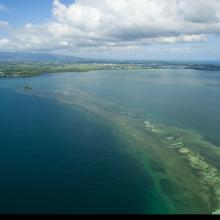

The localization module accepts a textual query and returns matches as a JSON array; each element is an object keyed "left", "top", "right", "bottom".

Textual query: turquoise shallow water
[{"left": 0, "top": 69, "right": 220, "bottom": 213}]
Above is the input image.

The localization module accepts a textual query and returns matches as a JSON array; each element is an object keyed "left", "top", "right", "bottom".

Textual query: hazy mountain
[{"left": 0, "top": 52, "right": 84, "bottom": 62}]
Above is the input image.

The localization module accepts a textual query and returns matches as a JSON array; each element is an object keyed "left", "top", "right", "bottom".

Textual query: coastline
[{"left": 1, "top": 62, "right": 220, "bottom": 78}]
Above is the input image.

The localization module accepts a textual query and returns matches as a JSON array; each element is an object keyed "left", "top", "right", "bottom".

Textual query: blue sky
[
  {"left": 0, "top": 0, "right": 220, "bottom": 60},
  {"left": 0, "top": 0, "right": 51, "bottom": 26},
  {"left": 0, "top": 0, "right": 73, "bottom": 25}
]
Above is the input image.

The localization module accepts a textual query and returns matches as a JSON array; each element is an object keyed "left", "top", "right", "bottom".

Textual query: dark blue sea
[{"left": 0, "top": 69, "right": 220, "bottom": 214}]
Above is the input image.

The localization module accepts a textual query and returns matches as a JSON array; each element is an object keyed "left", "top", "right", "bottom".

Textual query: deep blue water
[
  {"left": 0, "top": 88, "right": 163, "bottom": 214},
  {"left": 0, "top": 69, "right": 220, "bottom": 213}
]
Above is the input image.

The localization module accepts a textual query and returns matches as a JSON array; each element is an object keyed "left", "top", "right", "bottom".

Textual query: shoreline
[{"left": 1, "top": 62, "right": 220, "bottom": 78}]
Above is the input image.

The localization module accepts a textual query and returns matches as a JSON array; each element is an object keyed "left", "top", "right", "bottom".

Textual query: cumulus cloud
[
  {"left": 1, "top": 0, "right": 220, "bottom": 53},
  {"left": 0, "top": 38, "right": 9, "bottom": 46},
  {"left": 0, "top": 20, "right": 8, "bottom": 27},
  {"left": 51, "top": 0, "right": 220, "bottom": 39},
  {"left": 155, "top": 34, "right": 208, "bottom": 44}
]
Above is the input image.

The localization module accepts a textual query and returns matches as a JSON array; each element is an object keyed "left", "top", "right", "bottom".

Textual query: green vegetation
[
  {"left": 1, "top": 61, "right": 220, "bottom": 78},
  {"left": 0, "top": 62, "right": 147, "bottom": 77}
]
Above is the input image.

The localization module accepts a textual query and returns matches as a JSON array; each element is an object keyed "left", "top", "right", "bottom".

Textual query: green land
[
  {"left": 1, "top": 61, "right": 220, "bottom": 78},
  {"left": 0, "top": 62, "right": 149, "bottom": 77}
]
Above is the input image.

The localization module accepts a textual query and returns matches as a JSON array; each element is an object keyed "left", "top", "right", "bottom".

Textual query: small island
[{"left": 24, "top": 85, "right": 32, "bottom": 90}]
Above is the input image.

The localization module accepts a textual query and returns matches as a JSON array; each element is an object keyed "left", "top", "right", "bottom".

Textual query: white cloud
[
  {"left": 0, "top": 20, "right": 8, "bottom": 27},
  {"left": 51, "top": 0, "right": 220, "bottom": 39},
  {"left": 155, "top": 34, "right": 208, "bottom": 44},
  {"left": 59, "top": 41, "right": 69, "bottom": 47},
  {"left": 2, "top": 0, "right": 220, "bottom": 54},
  {"left": 0, "top": 38, "right": 9, "bottom": 46}
]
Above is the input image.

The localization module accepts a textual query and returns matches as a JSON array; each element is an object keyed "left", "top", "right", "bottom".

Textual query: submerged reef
[
  {"left": 144, "top": 121, "right": 220, "bottom": 214},
  {"left": 19, "top": 87, "right": 220, "bottom": 214}
]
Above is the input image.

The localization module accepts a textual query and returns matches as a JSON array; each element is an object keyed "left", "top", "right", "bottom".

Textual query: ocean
[{"left": 0, "top": 69, "right": 220, "bottom": 214}]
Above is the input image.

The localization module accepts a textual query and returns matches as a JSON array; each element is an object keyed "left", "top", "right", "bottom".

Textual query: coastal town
[{"left": 1, "top": 61, "right": 220, "bottom": 78}]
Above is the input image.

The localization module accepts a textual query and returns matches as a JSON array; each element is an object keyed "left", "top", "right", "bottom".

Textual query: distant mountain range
[
  {"left": 0, "top": 52, "right": 146, "bottom": 64},
  {"left": 0, "top": 52, "right": 220, "bottom": 66},
  {"left": 0, "top": 52, "right": 143, "bottom": 63},
  {"left": 0, "top": 52, "right": 84, "bottom": 62}
]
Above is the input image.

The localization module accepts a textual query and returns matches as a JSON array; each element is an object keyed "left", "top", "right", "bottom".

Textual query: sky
[{"left": 0, "top": 0, "right": 220, "bottom": 60}]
